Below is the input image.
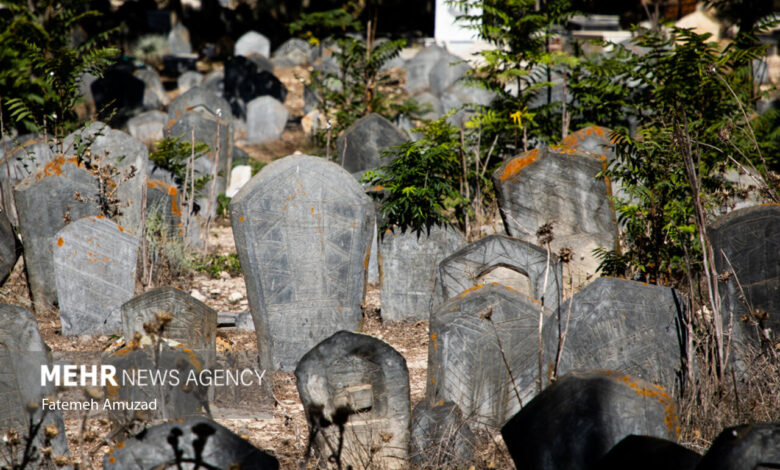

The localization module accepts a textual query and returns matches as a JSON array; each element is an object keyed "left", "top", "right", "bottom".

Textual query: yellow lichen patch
[
  {"left": 499, "top": 148, "right": 540, "bottom": 182},
  {"left": 147, "top": 180, "right": 158, "bottom": 189},
  {"left": 57, "top": 237, "right": 64, "bottom": 247},
  {"left": 116, "top": 442, "right": 124, "bottom": 449},
  {"left": 239, "top": 216, "right": 245, "bottom": 222},
  {"left": 430, "top": 332, "right": 437, "bottom": 351},
  {"left": 38, "top": 156, "right": 80, "bottom": 181},
  {"left": 608, "top": 371, "right": 680, "bottom": 437},
  {"left": 167, "top": 185, "right": 177, "bottom": 196},
  {"left": 459, "top": 284, "right": 485, "bottom": 298},
  {"left": 363, "top": 247, "right": 370, "bottom": 269}
]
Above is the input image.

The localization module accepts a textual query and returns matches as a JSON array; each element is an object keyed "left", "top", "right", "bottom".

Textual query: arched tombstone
[
  {"left": 379, "top": 224, "right": 465, "bottom": 321},
  {"left": 696, "top": 423, "right": 780, "bottom": 470},
  {"left": 432, "top": 234, "right": 562, "bottom": 313},
  {"left": 0, "top": 133, "right": 54, "bottom": 225},
  {"left": 53, "top": 215, "right": 139, "bottom": 336},
  {"left": 709, "top": 205, "right": 779, "bottom": 365},
  {"left": 104, "top": 418, "right": 279, "bottom": 469},
  {"left": 295, "top": 331, "right": 410, "bottom": 470},
  {"left": 493, "top": 147, "right": 618, "bottom": 289},
  {"left": 0, "top": 304, "right": 70, "bottom": 465},
  {"left": 545, "top": 277, "right": 687, "bottom": 396},
  {"left": 230, "top": 155, "right": 375, "bottom": 371},
  {"left": 14, "top": 156, "right": 101, "bottom": 311},
  {"left": 427, "top": 283, "right": 554, "bottom": 428},
  {"left": 501, "top": 370, "right": 680, "bottom": 470},
  {"left": 594, "top": 435, "right": 701, "bottom": 470}
]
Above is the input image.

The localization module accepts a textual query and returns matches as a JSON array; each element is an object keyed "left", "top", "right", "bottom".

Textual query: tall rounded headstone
[
  {"left": 234, "top": 30, "right": 271, "bottom": 58},
  {"left": 230, "top": 155, "right": 375, "bottom": 371}
]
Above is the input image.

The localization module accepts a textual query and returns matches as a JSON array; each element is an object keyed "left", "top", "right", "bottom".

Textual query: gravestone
[
  {"left": 122, "top": 286, "right": 217, "bottom": 366},
  {"left": 168, "top": 23, "right": 192, "bottom": 55},
  {"left": 127, "top": 110, "right": 167, "bottom": 147},
  {"left": 0, "top": 210, "right": 18, "bottom": 285},
  {"left": 224, "top": 56, "right": 287, "bottom": 118},
  {"left": 135, "top": 68, "right": 170, "bottom": 110},
  {"left": 410, "top": 401, "right": 476, "bottom": 468},
  {"left": 335, "top": 113, "right": 408, "bottom": 174},
  {"left": 696, "top": 423, "right": 780, "bottom": 470},
  {"left": 272, "top": 37, "right": 314, "bottom": 66},
  {"left": 14, "top": 156, "right": 101, "bottom": 311},
  {"left": 546, "top": 277, "right": 686, "bottom": 394},
  {"left": 64, "top": 122, "right": 149, "bottom": 235},
  {"left": 53, "top": 215, "right": 138, "bottom": 336},
  {"left": 234, "top": 30, "right": 270, "bottom": 58},
  {"left": 104, "top": 418, "right": 279, "bottom": 469},
  {"left": 427, "top": 283, "right": 553, "bottom": 427},
  {"left": 230, "top": 154, "right": 375, "bottom": 371},
  {"left": 91, "top": 63, "right": 145, "bottom": 121},
  {"left": 0, "top": 304, "right": 70, "bottom": 464},
  {"left": 0, "top": 134, "right": 55, "bottom": 225},
  {"left": 493, "top": 146, "right": 617, "bottom": 289},
  {"left": 432, "top": 234, "right": 562, "bottom": 313},
  {"left": 379, "top": 225, "right": 465, "bottom": 321},
  {"left": 430, "top": 53, "right": 470, "bottom": 97},
  {"left": 177, "top": 70, "right": 203, "bottom": 93},
  {"left": 103, "top": 344, "right": 209, "bottom": 425},
  {"left": 501, "top": 370, "right": 680, "bottom": 470},
  {"left": 441, "top": 82, "right": 495, "bottom": 111},
  {"left": 559, "top": 125, "right": 616, "bottom": 161},
  {"left": 404, "top": 45, "right": 449, "bottom": 94},
  {"left": 168, "top": 86, "right": 232, "bottom": 123},
  {"left": 709, "top": 205, "right": 779, "bottom": 353},
  {"left": 246, "top": 96, "right": 288, "bottom": 143},
  {"left": 202, "top": 69, "right": 225, "bottom": 96},
  {"left": 296, "top": 331, "right": 410, "bottom": 470},
  {"left": 595, "top": 435, "right": 701, "bottom": 470},
  {"left": 413, "top": 91, "right": 444, "bottom": 120}
]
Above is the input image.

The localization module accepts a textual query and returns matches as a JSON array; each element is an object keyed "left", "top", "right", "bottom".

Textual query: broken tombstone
[
  {"left": 296, "top": 331, "right": 410, "bottom": 470},
  {"left": 230, "top": 154, "right": 375, "bottom": 371}
]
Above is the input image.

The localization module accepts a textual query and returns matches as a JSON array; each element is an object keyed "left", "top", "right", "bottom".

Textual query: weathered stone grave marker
[
  {"left": 501, "top": 370, "right": 679, "bottom": 470},
  {"left": 246, "top": 96, "right": 288, "bottom": 143},
  {"left": 121, "top": 286, "right": 217, "bottom": 365},
  {"left": 234, "top": 30, "right": 271, "bottom": 58},
  {"left": 427, "top": 283, "right": 553, "bottom": 427},
  {"left": 53, "top": 215, "right": 138, "bottom": 336},
  {"left": 296, "top": 331, "right": 410, "bottom": 470},
  {"left": 432, "top": 234, "right": 561, "bottom": 313},
  {"left": 230, "top": 154, "right": 374, "bottom": 371},
  {"left": 493, "top": 146, "right": 617, "bottom": 288},
  {"left": 335, "top": 113, "right": 408, "bottom": 174},
  {"left": 0, "top": 133, "right": 55, "bottom": 225},
  {"left": 379, "top": 225, "right": 465, "bottom": 321}
]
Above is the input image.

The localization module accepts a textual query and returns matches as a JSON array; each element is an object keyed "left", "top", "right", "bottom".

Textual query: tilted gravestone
[
  {"left": 379, "top": 225, "right": 465, "bottom": 321},
  {"left": 493, "top": 146, "right": 617, "bottom": 289},
  {"left": 230, "top": 155, "right": 375, "bottom": 371},
  {"left": 335, "top": 113, "right": 408, "bottom": 174},
  {"left": 546, "top": 277, "right": 686, "bottom": 395},
  {"left": 246, "top": 96, "right": 288, "bottom": 144},
  {"left": 234, "top": 30, "right": 271, "bottom": 58},
  {"left": 296, "top": 331, "right": 410, "bottom": 470},
  {"left": 432, "top": 234, "right": 562, "bottom": 313},
  {"left": 15, "top": 156, "right": 101, "bottom": 311},
  {"left": 410, "top": 401, "right": 476, "bottom": 468},
  {"left": 427, "top": 283, "right": 554, "bottom": 428},
  {"left": 127, "top": 110, "right": 167, "bottom": 147},
  {"left": 104, "top": 417, "right": 279, "bottom": 469},
  {"left": 0, "top": 304, "right": 70, "bottom": 464},
  {"left": 103, "top": 344, "right": 209, "bottom": 424},
  {"left": 709, "top": 205, "right": 779, "bottom": 353},
  {"left": 0, "top": 133, "right": 55, "bottom": 225},
  {"left": 121, "top": 286, "right": 217, "bottom": 366},
  {"left": 594, "top": 435, "right": 701, "bottom": 470},
  {"left": 53, "top": 215, "right": 139, "bottom": 335},
  {"left": 501, "top": 370, "right": 680, "bottom": 470},
  {"left": 0, "top": 210, "right": 19, "bottom": 286},
  {"left": 696, "top": 423, "right": 780, "bottom": 470}
]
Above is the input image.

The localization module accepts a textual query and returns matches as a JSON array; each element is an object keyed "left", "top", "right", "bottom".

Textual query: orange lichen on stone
[
  {"left": 430, "top": 332, "right": 437, "bottom": 351},
  {"left": 239, "top": 216, "right": 244, "bottom": 222},
  {"left": 608, "top": 371, "right": 680, "bottom": 437},
  {"left": 38, "top": 156, "right": 81, "bottom": 181},
  {"left": 168, "top": 186, "right": 177, "bottom": 196},
  {"left": 499, "top": 148, "right": 540, "bottom": 182},
  {"left": 116, "top": 442, "right": 124, "bottom": 449},
  {"left": 56, "top": 237, "right": 64, "bottom": 247},
  {"left": 363, "top": 247, "right": 370, "bottom": 269},
  {"left": 460, "top": 284, "right": 486, "bottom": 298}
]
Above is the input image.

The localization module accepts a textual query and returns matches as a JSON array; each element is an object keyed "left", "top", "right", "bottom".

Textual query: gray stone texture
[
  {"left": 696, "top": 423, "right": 780, "bottom": 470},
  {"left": 127, "top": 110, "right": 167, "bottom": 147},
  {"left": 0, "top": 304, "right": 70, "bottom": 463},
  {"left": 595, "top": 435, "right": 701, "bottom": 470},
  {"left": 177, "top": 71, "right": 203, "bottom": 94},
  {"left": 234, "top": 31, "right": 271, "bottom": 58},
  {"left": 410, "top": 401, "right": 476, "bottom": 468},
  {"left": 336, "top": 113, "right": 408, "bottom": 174},
  {"left": 296, "top": 331, "right": 410, "bottom": 470},
  {"left": 0, "top": 210, "right": 19, "bottom": 285},
  {"left": 230, "top": 155, "right": 375, "bottom": 371},
  {"left": 379, "top": 225, "right": 465, "bottom": 321},
  {"left": 168, "top": 86, "right": 232, "bottom": 123},
  {"left": 103, "top": 345, "right": 209, "bottom": 424},
  {"left": 427, "top": 283, "right": 554, "bottom": 427},
  {"left": 135, "top": 68, "right": 170, "bottom": 110},
  {"left": 103, "top": 418, "right": 279, "bottom": 469},
  {"left": 430, "top": 53, "right": 470, "bottom": 97},
  {"left": 0, "top": 133, "right": 54, "bottom": 225},
  {"left": 167, "top": 23, "right": 192, "bottom": 55},
  {"left": 15, "top": 156, "right": 101, "bottom": 311},
  {"left": 432, "top": 234, "right": 562, "bottom": 313},
  {"left": 501, "top": 370, "right": 679, "bottom": 470},
  {"left": 53, "top": 215, "right": 138, "bottom": 335},
  {"left": 404, "top": 45, "right": 448, "bottom": 95},
  {"left": 709, "top": 205, "right": 779, "bottom": 349},
  {"left": 547, "top": 277, "right": 686, "bottom": 396},
  {"left": 493, "top": 146, "right": 617, "bottom": 289},
  {"left": 246, "top": 96, "right": 288, "bottom": 143},
  {"left": 121, "top": 286, "right": 217, "bottom": 366},
  {"left": 413, "top": 91, "right": 444, "bottom": 120},
  {"left": 271, "top": 37, "right": 315, "bottom": 66},
  {"left": 559, "top": 125, "right": 616, "bottom": 161}
]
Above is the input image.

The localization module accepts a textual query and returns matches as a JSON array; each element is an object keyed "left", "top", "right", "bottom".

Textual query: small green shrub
[
  {"left": 192, "top": 253, "right": 241, "bottom": 278},
  {"left": 216, "top": 194, "right": 231, "bottom": 218},
  {"left": 149, "top": 136, "right": 212, "bottom": 191}
]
